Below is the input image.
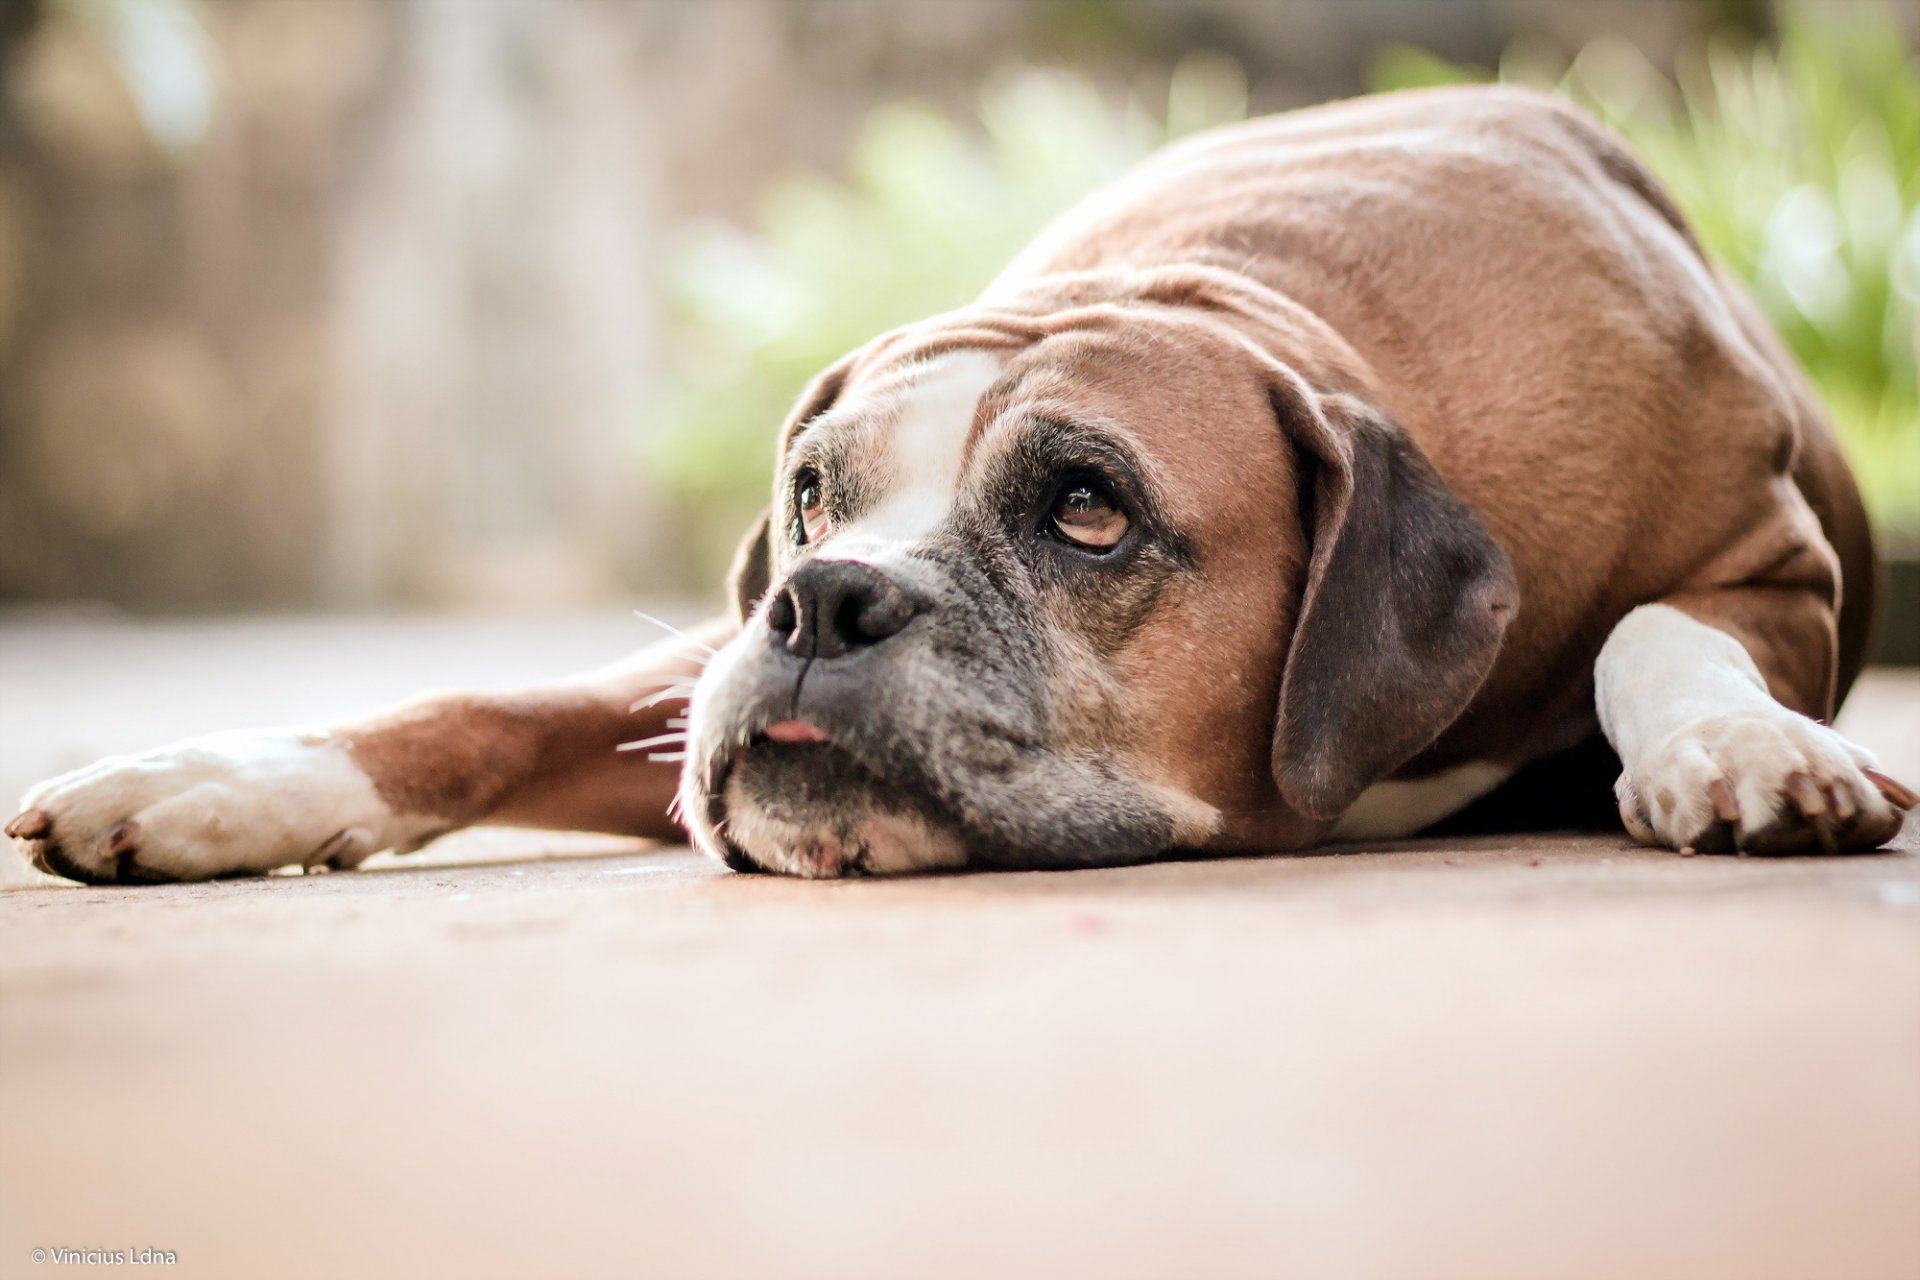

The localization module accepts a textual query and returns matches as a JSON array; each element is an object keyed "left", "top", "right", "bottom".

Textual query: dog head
[{"left": 680, "top": 268, "right": 1517, "bottom": 876}]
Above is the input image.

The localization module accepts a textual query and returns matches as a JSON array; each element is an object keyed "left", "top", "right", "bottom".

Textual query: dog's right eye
[
  {"left": 1047, "top": 476, "right": 1129, "bottom": 552},
  {"left": 793, "top": 470, "right": 829, "bottom": 544}
]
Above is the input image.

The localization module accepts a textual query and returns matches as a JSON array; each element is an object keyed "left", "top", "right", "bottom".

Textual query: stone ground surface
[{"left": 2, "top": 612, "right": 1917, "bottom": 1280}]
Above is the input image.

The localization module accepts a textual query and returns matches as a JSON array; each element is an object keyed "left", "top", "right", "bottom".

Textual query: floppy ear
[
  {"left": 1271, "top": 387, "right": 1518, "bottom": 820},
  {"left": 730, "top": 357, "right": 857, "bottom": 622},
  {"left": 726, "top": 509, "right": 773, "bottom": 623}
]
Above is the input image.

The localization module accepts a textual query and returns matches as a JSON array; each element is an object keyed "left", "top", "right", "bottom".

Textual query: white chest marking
[{"left": 1333, "top": 761, "right": 1512, "bottom": 840}]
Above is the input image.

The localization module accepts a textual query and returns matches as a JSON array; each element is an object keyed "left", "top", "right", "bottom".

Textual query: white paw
[
  {"left": 6, "top": 731, "right": 440, "bottom": 884},
  {"left": 1615, "top": 707, "right": 1913, "bottom": 855}
]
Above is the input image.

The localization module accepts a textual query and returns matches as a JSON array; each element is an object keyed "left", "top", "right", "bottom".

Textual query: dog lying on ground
[{"left": 9, "top": 85, "right": 1914, "bottom": 883}]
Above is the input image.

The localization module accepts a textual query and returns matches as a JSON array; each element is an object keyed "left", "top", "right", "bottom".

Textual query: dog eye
[
  {"left": 1048, "top": 478, "right": 1128, "bottom": 551},
  {"left": 793, "top": 470, "right": 829, "bottom": 544}
]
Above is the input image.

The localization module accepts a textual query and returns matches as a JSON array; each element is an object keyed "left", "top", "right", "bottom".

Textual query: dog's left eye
[
  {"left": 794, "top": 470, "right": 829, "bottom": 544},
  {"left": 1048, "top": 478, "right": 1128, "bottom": 551}
]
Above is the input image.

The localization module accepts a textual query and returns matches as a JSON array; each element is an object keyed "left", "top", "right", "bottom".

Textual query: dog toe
[{"left": 1631, "top": 711, "right": 1906, "bottom": 856}]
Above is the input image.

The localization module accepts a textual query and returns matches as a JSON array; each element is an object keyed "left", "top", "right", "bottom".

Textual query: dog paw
[
  {"left": 6, "top": 731, "right": 436, "bottom": 885},
  {"left": 1614, "top": 709, "right": 1914, "bottom": 855}
]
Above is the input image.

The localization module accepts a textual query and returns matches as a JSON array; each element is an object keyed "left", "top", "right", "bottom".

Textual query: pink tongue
[{"left": 765, "top": 720, "right": 831, "bottom": 744}]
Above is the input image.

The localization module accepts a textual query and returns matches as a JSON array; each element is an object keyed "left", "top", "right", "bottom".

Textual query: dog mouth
[{"left": 696, "top": 718, "right": 969, "bottom": 878}]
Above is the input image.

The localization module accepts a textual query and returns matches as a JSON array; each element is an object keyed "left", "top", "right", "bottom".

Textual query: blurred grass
[{"left": 646, "top": 12, "right": 1920, "bottom": 584}]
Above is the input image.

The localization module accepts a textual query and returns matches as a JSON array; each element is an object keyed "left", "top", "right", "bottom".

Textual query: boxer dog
[{"left": 10, "top": 86, "right": 1914, "bottom": 883}]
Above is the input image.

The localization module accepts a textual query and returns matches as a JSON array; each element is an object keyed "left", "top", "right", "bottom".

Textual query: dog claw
[
  {"left": 1863, "top": 768, "right": 1919, "bottom": 811},
  {"left": 1615, "top": 777, "right": 1657, "bottom": 845},
  {"left": 1784, "top": 771, "right": 1826, "bottom": 818},
  {"left": 1830, "top": 780, "right": 1858, "bottom": 823},
  {"left": 5, "top": 808, "right": 52, "bottom": 840},
  {"left": 1706, "top": 778, "right": 1741, "bottom": 825}
]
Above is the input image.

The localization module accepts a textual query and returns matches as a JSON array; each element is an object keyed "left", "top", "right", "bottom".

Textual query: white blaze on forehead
[{"left": 829, "top": 349, "right": 1004, "bottom": 556}]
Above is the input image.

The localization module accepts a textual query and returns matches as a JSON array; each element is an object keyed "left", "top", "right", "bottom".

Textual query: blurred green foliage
[
  {"left": 648, "top": 12, "right": 1920, "bottom": 587},
  {"left": 1372, "top": 6, "right": 1920, "bottom": 539}
]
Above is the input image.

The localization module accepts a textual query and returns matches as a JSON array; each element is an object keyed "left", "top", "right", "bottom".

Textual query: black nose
[{"left": 766, "top": 559, "right": 919, "bottom": 660}]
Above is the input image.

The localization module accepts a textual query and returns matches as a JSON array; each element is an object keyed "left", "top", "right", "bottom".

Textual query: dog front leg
[
  {"left": 6, "top": 622, "right": 727, "bottom": 885},
  {"left": 1595, "top": 601, "right": 1912, "bottom": 853}
]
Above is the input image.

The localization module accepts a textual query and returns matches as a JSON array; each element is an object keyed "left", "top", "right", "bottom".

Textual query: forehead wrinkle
[
  {"left": 885, "top": 323, "right": 1035, "bottom": 368},
  {"left": 973, "top": 381, "right": 1163, "bottom": 473},
  {"left": 959, "top": 378, "right": 1024, "bottom": 475},
  {"left": 974, "top": 408, "right": 1166, "bottom": 497},
  {"left": 787, "top": 414, "right": 889, "bottom": 520},
  {"left": 790, "top": 356, "right": 932, "bottom": 475}
]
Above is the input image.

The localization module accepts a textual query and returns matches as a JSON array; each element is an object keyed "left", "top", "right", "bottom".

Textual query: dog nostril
[
  {"left": 832, "top": 595, "right": 868, "bottom": 648},
  {"left": 766, "top": 590, "right": 797, "bottom": 636},
  {"left": 827, "top": 573, "right": 914, "bottom": 651},
  {"left": 850, "top": 587, "right": 912, "bottom": 644}
]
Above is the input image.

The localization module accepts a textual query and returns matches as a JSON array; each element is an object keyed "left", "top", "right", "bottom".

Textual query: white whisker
[
  {"left": 630, "top": 684, "right": 696, "bottom": 713},
  {"left": 632, "top": 609, "right": 716, "bottom": 655},
  {"left": 647, "top": 751, "right": 688, "bottom": 763},
  {"left": 617, "top": 730, "right": 689, "bottom": 753}
]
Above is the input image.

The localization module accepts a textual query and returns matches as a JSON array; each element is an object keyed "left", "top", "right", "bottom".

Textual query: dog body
[{"left": 9, "top": 86, "right": 1909, "bottom": 883}]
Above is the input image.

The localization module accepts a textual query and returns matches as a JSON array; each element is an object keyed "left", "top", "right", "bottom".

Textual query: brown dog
[{"left": 9, "top": 86, "right": 1913, "bottom": 883}]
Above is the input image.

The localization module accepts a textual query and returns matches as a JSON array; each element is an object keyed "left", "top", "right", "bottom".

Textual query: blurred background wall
[{"left": 0, "top": 0, "right": 1915, "bottom": 619}]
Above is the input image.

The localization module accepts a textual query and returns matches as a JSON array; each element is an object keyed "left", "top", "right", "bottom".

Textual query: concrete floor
[{"left": 2, "top": 612, "right": 1918, "bottom": 1280}]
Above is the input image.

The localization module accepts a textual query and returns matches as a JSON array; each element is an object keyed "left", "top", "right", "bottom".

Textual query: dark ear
[
  {"left": 1272, "top": 389, "right": 1518, "bottom": 820},
  {"left": 724, "top": 508, "right": 776, "bottom": 623},
  {"left": 727, "top": 509, "right": 773, "bottom": 623}
]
